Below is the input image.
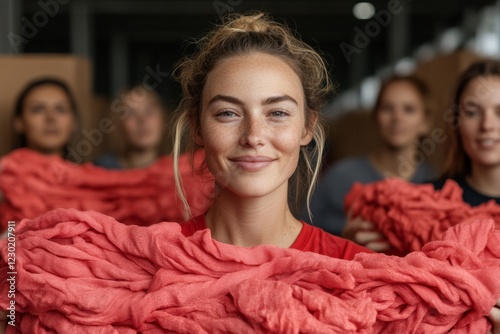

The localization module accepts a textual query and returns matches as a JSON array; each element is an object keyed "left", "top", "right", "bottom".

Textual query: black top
[{"left": 431, "top": 178, "right": 500, "bottom": 206}]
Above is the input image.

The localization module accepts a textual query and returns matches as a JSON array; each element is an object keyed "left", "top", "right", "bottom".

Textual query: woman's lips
[
  {"left": 43, "top": 129, "right": 61, "bottom": 136},
  {"left": 230, "top": 156, "right": 275, "bottom": 171},
  {"left": 476, "top": 138, "right": 500, "bottom": 149}
]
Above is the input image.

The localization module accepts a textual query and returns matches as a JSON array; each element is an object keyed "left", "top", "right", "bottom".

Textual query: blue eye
[
  {"left": 270, "top": 110, "right": 289, "bottom": 117},
  {"left": 216, "top": 110, "right": 237, "bottom": 118}
]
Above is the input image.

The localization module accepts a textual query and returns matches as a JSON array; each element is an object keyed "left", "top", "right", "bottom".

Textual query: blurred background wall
[{"left": 0, "top": 0, "right": 498, "bottom": 170}]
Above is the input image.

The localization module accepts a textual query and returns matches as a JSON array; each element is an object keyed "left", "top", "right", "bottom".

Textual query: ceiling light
[{"left": 353, "top": 2, "right": 375, "bottom": 20}]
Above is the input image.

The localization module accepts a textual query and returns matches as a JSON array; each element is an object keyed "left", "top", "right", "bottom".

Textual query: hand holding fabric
[
  {"left": 489, "top": 299, "right": 500, "bottom": 334},
  {"left": 342, "top": 213, "right": 391, "bottom": 252}
]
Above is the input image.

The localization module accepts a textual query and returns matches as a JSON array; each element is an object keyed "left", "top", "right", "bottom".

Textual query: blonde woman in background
[{"left": 93, "top": 87, "right": 167, "bottom": 169}]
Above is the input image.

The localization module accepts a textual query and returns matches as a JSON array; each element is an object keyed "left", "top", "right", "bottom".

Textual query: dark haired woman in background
[
  {"left": 0, "top": 78, "right": 78, "bottom": 234},
  {"left": 307, "top": 76, "right": 437, "bottom": 251},
  {"left": 12, "top": 78, "right": 78, "bottom": 158},
  {"left": 433, "top": 60, "right": 500, "bottom": 206},
  {"left": 434, "top": 60, "right": 500, "bottom": 330}
]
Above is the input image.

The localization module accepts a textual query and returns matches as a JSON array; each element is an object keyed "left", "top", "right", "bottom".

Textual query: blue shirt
[
  {"left": 93, "top": 153, "right": 123, "bottom": 170},
  {"left": 304, "top": 156, "right": 437, "bottom": 236}
]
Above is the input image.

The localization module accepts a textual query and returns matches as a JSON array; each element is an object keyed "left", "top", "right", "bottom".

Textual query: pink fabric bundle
[
  {"left": 0, "top": 149, "right": 214, "bottom": 231},
  {"left": 1, "top": 208, "right": 499, "bottom": 333},
  {"left": 344, "top": 178, "right": 500, "bottom": 254}
]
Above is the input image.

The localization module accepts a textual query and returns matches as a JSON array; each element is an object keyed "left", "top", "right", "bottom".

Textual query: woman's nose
[
  {"left": 480, "top": 110, "right": 498, "bottom": 132},
  {"left": 44, "top": 108, "right": 58, "bottom": 123},
  {"left": 240, "top": 115, "right": 265, "bottom": 147}
]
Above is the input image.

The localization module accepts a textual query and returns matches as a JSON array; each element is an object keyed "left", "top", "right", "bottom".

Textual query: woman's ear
[
  {"left": 300, "top": 111, "right": 318, "bottom": 146},
  {"left": 14, "top": 117, "right": 24, "bottom": 134},
  {"left": 194, "top": 127, "right": 204, "bottom": 147}
]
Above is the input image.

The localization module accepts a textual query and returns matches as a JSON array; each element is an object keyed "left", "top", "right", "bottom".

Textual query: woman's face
[
  {"left": 121, "top": 93, "right": 164, "bottom": 151},
  {"left": 15, "top": 84, "right": 75, "bottom": 154},
  {"left": 198, "top": 52, "right": 314, "bottom": 198},
  {"left": 376, "top": 81, "right": 428, "bottom": 150},
  {"left": 459, "top": 76, "right": 500, "bottom": 169}
]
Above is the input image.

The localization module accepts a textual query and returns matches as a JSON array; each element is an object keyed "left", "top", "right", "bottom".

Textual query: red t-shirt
[{"left": 180, "top": 215, "right": 372, "bottom": 260}]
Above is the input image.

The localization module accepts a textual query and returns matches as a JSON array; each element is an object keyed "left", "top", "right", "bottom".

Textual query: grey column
[
  {"left": 110, "top": 33, "right": 129, "bottom": 97},
  {"left": 387, "top": 0, "right": 411, "bottom": 63},
  {"left": 70, "top": 0, "right": 93, "bottom": 58},
  {"left": 0, "top": 0, "right": 23, "bottom": 53}
]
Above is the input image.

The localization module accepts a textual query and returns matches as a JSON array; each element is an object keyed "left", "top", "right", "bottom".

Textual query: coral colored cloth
[
  {"left": 181, "top": 215, "right": 372, "bottom": 260},
  {"left": 344, "top": 178, "right": 500, "bottom": 254},
  {"left": 1, "top": 208, "right": 500, "bottom": 333},
  {"left": 0, "top": 149, "right": 214, "bottom": 231}
]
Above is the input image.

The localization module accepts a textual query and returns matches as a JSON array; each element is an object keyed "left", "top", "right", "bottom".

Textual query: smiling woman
[
  {"left": 435, "top": 60, "right": 500, "bottom": 205},
  {"left": 170, "top": 12, "right": 370, "bottom": 257}
]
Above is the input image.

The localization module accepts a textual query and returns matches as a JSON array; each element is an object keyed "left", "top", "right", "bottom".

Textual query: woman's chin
[{"left": 219, "top": 183, "right": 280, "bottom": 199}]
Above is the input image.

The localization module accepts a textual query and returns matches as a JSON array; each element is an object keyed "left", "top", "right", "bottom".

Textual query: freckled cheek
[
  {"left": 272, "top": 128, "right": 302, "bottom": 172},
  {"left": 201, "top": 122, "right": 238, "bottom": 173}
]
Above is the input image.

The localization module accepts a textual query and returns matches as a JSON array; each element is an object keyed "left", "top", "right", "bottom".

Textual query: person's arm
[
  {"left": 489, "top": 298, "right": 500, "bottom": 334},
  {"left": 306, "top": 168, "right": 347, "bottom": 235},
  {"left": 309, "top": 163, "right": 363, "bottom": 236}
]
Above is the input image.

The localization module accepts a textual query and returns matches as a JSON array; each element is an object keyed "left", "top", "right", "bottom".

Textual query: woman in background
[
  {"left": 432, "top": 60, "right": 500, "bottom": 205},
  {"left": 93, "top": 87, "right": 167, "bottom": 169},
  {"left": 0, "top": 78, "right": 78, "bottom": 237},
  {"left": 307, "top": 76, "right": 437, "bottom": 250},
  {"left": 12, "top": 78, "right": 78, "bottom": 158}
]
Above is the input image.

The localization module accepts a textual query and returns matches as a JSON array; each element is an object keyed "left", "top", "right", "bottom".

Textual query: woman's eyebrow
[
  {"left": 463, "top": 101, "right": 480, "bottom": 108},
  {"left": 262, "top": 95, "right": 298, "bottom": 106},
  {"left": 207, "top": 95, "right": 244, "bottom": 107},
  {"left": 208, "top": 94, "right": 299, "bottom": 107}
]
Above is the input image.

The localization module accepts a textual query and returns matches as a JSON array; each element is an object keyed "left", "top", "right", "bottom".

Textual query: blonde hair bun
[{"left": 225, "top": 12, "right": 271, "bottom": 33}]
